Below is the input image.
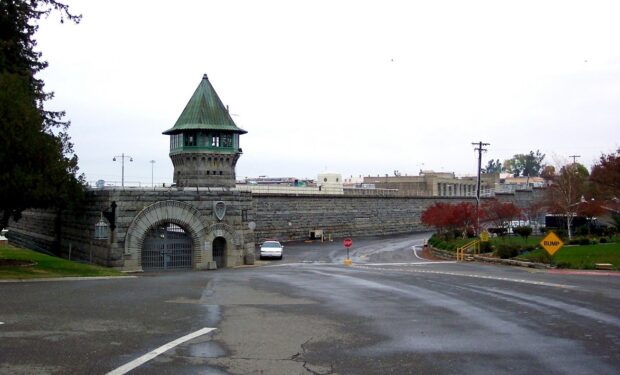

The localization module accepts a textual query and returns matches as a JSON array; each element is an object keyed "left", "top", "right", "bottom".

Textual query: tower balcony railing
[{"left": 169, "top": 145, "right": 240, "bottom": 154}]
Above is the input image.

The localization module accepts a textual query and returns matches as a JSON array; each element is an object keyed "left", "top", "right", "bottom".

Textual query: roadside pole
[{"left": 343, "top": 238, "right": 353, "bottom": 266}]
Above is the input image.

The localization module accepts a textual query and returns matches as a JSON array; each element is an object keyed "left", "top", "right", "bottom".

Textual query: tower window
[
  {"left": 222, "top": 134, "right": 233, "bottom": 148},
  {"left": 184, "top": 132, "right": 196, "bottom": 146}
]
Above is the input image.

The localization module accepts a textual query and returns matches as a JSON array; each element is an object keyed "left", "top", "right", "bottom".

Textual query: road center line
[{"left": 106, "top": 327, "right": 216, "bottom": 375}]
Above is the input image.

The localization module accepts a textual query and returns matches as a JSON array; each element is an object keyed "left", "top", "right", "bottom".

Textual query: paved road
[{"left": 1, "top": 233, "right": 620, "bottom": 374}]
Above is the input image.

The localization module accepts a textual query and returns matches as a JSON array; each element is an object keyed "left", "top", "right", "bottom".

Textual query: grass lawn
[
  {"left": 518, "top": 243, "right": 620, "bottom": 270},
  {"left": 0, "top": 245, "right": 123, "bottom": 279}
]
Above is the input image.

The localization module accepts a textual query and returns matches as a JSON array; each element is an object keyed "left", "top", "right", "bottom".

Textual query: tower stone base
[{"left": 171, "top": 152, "right": 240, "bottom": 188}]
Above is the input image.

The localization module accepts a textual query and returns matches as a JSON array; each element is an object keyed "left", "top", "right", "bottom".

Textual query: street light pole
[
  {"left": 150, "top": 160, "right": 156, "bottom": 190},
  {"left": 113, "top": 153, "right": 133, "bottom": 189}
]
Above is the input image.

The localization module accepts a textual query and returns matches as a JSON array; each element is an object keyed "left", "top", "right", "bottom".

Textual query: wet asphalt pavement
[{"left": 1, "top": 232, "right": 620, "bottom": 374}]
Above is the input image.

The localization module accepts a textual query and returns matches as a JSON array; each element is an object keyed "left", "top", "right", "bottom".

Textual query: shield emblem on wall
[{"left": 214, "top": 201, "right": 226, "bottom": 221}]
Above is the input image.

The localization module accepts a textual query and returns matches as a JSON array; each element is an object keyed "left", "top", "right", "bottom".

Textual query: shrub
[
  {"left": 579, "top": 238, "right": 591, "bottom": 246},
  {"left": 489, "top": 227, "right": 507, "bottom": 236},
  {"left": 428, "top": 235, "right": 439, "bottom": 246},
  {"left": 600, "top": 237, "right": 608, "bottom": 244},
  {"left": 513, "top": 226, "right": 533, "bottom": 241},
  {"left": 495, "top": 243, "right": 520, "bottom": 259},
  {"left": 480, "top": 241, "right": 493, "bottom": 253},
  {"left": 576, "top": 225, "right": 589, "bottom": 236}
]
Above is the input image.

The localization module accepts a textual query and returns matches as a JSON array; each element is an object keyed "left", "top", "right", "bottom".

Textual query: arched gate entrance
[
  {"left": 142, "top": 223, "right": 193, "bottom": 270},
  {"left": 213, "top": 237, "right": 226, "bottom": 268}
]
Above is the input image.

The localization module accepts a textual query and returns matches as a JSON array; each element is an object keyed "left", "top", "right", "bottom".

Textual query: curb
[
  {"left": 0, "top": 275, "right": 137, "bottom": 283},
  {"left": 474, "top": 255, "right": 552, "bottom": 269}
]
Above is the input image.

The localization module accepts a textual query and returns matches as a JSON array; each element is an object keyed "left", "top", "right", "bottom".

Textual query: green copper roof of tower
[{"left": 163, "top": 74, "right": 247, "bottom": 135}]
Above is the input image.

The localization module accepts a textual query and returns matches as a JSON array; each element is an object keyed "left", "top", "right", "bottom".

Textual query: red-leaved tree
[
  {"left": 421, "top": 202, "right": 478, "bottom": 238},
  {"left": 590, "top": 151, "right": 620, "bottom": 199},
  {"left": 481, "top": 199, "right": 523, "bottom": 228},
  {"left": 577, "top": 199, "right": 606, "bottom": 235}
]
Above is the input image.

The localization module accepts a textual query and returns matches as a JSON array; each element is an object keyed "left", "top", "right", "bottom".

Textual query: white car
[{"left": 260, "top": 240, "right": 284, "bottom": 260}]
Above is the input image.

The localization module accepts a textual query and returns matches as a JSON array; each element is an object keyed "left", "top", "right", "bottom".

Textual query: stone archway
[
  {"left": 142, "top": 223, "right": 193, "bottom": 270},
  {"left": 212, "top": 237, "right": 227, "bottom": 268},
  {"left": 124, "top": 200, "right": 206, "bottom": 271},
  {"left": 204, "top": 222, "right": 242, "bottom": 268}
]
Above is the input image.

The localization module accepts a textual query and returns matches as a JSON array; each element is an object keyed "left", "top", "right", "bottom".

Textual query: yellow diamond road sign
[{"left": 540, "top": 231, "right": 564, "bottom": 255}]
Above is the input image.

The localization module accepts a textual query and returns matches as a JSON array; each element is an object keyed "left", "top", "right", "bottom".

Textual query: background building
[{"left": 363, "top": 171, "right": 497, "bottom": 197}]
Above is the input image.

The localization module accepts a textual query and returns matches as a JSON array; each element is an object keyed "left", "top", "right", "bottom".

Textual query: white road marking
[
  {"left": 106, "top": 327, "right": 216, "bottom": 375},
  {"left": 412, "top": 245, "right": 425, "bottom": 260},
  {"left": 0, "top": 322, "right": 4, "bottom": 325}
]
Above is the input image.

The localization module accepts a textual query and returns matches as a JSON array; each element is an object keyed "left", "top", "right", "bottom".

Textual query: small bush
[
  {"left": 480, "top": 241, "right": 493, "bottom": 253},
  {"left": 495, "top": 243, "right": 520, "bottom": 259},
  {"left": 576, "top": 225, "right": 589, "bottom": 236},
  {"left": 600, "top": 237, "right": 608, "bottom": 244},
  {"left": 513, "top": 226, "right": 533, "bottom": 240},
  {"left": 489, "top": 227, "right": 508, "bottom": 236},
  {"left": 579, "top": 238, "right": 591, "bottom": 246},
  {"left": 569, "top": 239, "right": 580, "bottom": 245}
]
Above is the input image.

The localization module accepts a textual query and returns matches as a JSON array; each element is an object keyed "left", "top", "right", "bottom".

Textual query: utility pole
[
  {"left": 472, "top": 141, "right": 490, "bottom": 235},
  {"left": 569, "top": 155, "right": 581, "bottom": 164}
]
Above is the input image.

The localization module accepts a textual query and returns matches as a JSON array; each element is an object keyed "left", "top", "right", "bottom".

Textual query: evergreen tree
[
  {"left": 0, "top": 0, "right": 83, "bottom": 231},
  {"left": 482, "top": 159, "right": 502, "bottom": 174},
  {"left": 503, "top": 150, "right": 546, "bottom": 177}
]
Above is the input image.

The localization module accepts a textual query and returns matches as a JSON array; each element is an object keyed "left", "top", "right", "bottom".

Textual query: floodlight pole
[
  {"left": 150, "top": 160, "right": 156, "bottom": 190},
  {"left": 113, "top": 153, "right": 133, "bottom": 189}
]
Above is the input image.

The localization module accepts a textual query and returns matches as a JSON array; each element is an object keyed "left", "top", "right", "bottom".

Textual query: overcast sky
[{"left": 36, "top": 0, "right": 619, "bottom": 185}]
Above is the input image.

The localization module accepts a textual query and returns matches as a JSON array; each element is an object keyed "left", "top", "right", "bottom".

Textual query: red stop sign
[{"left": 343, "top": 238, "right": 353, "bottom": 248}]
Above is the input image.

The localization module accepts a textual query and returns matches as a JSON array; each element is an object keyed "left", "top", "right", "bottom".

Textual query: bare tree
[{"left": 546, "top": 163, "right": 589, "bottom": 240}]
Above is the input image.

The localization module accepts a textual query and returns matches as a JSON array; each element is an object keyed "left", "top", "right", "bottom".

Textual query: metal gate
[
  {"left": 142, "top": 223, "right": 193, "bottom": 270},
  {"left": 213, "top": 237, "right": 226, "bottom": 268}
]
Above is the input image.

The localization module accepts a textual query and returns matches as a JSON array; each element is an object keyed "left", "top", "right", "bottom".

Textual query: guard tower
[{"left": 163, "top": 74, "right": 247, "bottom": 188}]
